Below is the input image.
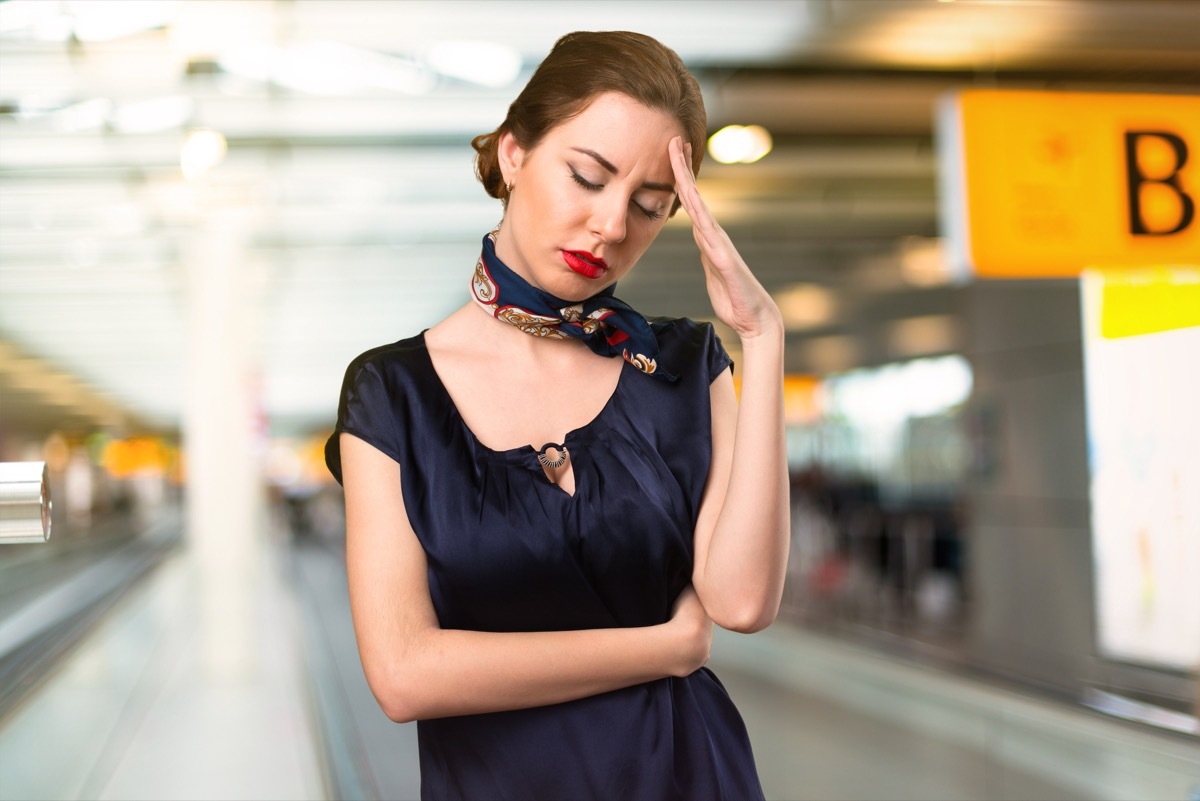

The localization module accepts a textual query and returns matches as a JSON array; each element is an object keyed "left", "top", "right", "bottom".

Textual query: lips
[{"left": 562, "top": 250, "right": 608, "bottom": 279}]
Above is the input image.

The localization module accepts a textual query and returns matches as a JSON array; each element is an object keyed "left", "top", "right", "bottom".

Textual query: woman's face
[{"left": 494, "top": 92, "right": 684, "bottom": 302}]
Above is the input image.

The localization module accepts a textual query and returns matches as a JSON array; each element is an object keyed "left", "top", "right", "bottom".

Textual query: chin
[
  {"left": 554, "top": 286, "right": 598, "bottom": 303},
  {"left": 541, "top": 272, "right": 605, "bottom": 302}
]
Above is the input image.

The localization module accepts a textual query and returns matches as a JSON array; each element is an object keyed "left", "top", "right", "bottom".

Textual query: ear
[{"left": 497, "top": 130, "right": 526, "bottom": 186}]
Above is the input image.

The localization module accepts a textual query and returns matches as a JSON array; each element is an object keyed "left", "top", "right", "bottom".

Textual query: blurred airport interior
[{"left": 0, "top": 1, "right": 1198, "bottom": 799}]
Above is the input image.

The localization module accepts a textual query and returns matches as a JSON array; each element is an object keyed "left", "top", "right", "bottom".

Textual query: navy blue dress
[{"left": 326, "top": 318, "right": 764, "bottom": 801}]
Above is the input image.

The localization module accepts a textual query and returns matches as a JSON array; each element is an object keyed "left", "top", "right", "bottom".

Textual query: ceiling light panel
[{"left": 280, "top": 1, "right": 816, "bottom": 64}]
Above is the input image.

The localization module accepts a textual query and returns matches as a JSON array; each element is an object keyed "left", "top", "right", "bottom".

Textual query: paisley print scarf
[{"left": 470, "top": 231, "right": 677, "bottom": 382}]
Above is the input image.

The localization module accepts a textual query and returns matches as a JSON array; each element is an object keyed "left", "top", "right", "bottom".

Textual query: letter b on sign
[{"left": 1125, "top": 131, "right": 1195, "bottom": 236}]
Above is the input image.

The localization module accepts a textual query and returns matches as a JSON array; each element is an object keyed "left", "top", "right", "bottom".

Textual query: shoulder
[
  {"left": 328, "top": 332, "right": 430, "bottom": 485},
  {"left": 342, "top": 332, "right": 429, "bottom": 381},
  {"left": 647, "top": 317, "right": 733, "bottom": 383},
  {"left": 336, "top": 332, "right": 437, "bottom": 404}
]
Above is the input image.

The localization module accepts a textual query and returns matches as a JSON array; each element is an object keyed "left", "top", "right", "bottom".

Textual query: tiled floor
[{"left": 2, "top": 532, "right": 1197, "bottom": 801}]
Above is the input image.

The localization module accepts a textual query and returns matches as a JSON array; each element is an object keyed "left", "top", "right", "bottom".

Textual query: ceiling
[{"left": 1, "top": 0, "right": 1198, "bottom": 438}]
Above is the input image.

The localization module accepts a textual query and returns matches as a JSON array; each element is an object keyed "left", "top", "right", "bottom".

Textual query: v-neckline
[{"left": 417, "top": 330, "right": 626, "bottom": 461}]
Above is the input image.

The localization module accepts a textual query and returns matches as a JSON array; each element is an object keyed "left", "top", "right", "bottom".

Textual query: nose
[{"left": 589, "top": 193, "right": 627, "bottom": 245}]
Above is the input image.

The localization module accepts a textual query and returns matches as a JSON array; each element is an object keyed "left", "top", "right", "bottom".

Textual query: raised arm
[
  {"left": 669, "top": 136, "right": 791, "bottom": 633},
  {"left": 341, "top": 432, "right": 711, "bottom": 722}
]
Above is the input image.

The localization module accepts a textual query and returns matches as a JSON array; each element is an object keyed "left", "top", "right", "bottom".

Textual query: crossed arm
[{"left": 341, "top": 431, "right": 711, "bottom": 723}]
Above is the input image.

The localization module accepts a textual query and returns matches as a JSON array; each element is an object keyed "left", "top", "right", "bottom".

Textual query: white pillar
[{"left": 183, "top": 211, "right": 264, "bottom": 677}]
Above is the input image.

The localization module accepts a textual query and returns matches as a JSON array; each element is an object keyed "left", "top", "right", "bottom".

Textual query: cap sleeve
[
  {"left": 705, "top": 323, "right": 734, "bottom": 384},
  {"left": 325, "top": 358, "right": 402, "bottom": 485}
]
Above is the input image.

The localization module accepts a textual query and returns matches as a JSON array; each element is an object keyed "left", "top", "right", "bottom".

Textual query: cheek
[
  {"left": 630, "top": 219, "right": 665, "bottom": 249},
  {"left": 518, "top": 181, "right": 575, "bottom": 231},
  {"left": 529, "top": 183, "right": 572, "bottom": 225}
]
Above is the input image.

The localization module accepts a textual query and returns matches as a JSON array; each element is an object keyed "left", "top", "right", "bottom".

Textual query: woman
[{"left": 326, "top": 30, "right": 788, "bottom": 800}]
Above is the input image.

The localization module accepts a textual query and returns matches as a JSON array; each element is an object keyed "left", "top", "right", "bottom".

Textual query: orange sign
[
  {"left": 938, "top": 90, "right": 1200, "bottom": 278},
  {"left": 782, "top": 375, "right": 821, "bottom": 425}
]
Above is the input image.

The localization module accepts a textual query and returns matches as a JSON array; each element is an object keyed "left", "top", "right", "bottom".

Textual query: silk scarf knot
[{"left": 470, "top": 232, "right": 677, "bottom": 382}]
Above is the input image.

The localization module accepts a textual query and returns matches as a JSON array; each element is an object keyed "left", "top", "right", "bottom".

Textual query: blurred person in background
[
  {"left": 63, "top": 446, "right": 95, "bottom": 529},
  {"left": 325, "top": 30, "right": 788, "bottom": 800}
]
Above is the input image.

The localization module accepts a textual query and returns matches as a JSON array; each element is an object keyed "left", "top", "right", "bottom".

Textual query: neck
[
  {"left": 464, "top": 300, "right": 590, "bottom": 356},
  {"left": 490, "top": 224, "right": 535, "bottom": 289}
]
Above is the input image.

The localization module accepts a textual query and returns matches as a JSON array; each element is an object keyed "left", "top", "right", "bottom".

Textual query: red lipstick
[{"left": 562, "top": 250, "right": 608, "bottom": 279}]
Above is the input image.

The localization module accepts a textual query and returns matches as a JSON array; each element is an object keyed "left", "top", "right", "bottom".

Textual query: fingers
[
  {"left": 669, "top": 137, "right": 718, "bottom": 237},
  {"left": 669, "top": 137, "right": 694, "bottom": 198},
  {"left": 670, "top": 137, "right": 744, "bottom": 275}
]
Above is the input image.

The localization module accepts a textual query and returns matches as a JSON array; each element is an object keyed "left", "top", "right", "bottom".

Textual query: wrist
[
  {"left": 661, "top": 612, "right": 711, "bottom": 678},
  {"left": 737, "top": 316, "right": 785, "bottom": 360},
  {"left": 734, "top": 304, "right": 785, "bottom": 344}
]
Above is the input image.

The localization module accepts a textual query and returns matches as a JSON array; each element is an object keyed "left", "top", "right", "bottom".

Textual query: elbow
[
  {"left": 715, "top": 604, "right": 778, "bottom": 634},
  {"left": 377, "top": 694, "right": 419, "bottom": 724},
  {"left": 696, "top": 577, "right": 784, "bottom": 634},
  {"left": 709, "top": 593, "right": 781, "bottom": 634},
  {"left": 373, "top": 688, "right": 419, "bottom": 724},
  {"left": 366, "top": 666, "right": 425, "bottom": 724},
  {"left": 380, "top": 704, "right": 414, "bottom": 725},
  {"left": 362, "top": 629, "right": 453, "bottom": 723}
]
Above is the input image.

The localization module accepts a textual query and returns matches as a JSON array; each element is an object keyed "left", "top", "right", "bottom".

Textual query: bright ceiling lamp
[
  {"left": 708, "top": 124, "right": 773, "bottom": 165},
  {"left": 68, "top": 0, "right": 178, "bottom": 42},
  {"left": 181, "top": 129, "right": 227, "bottom": 181},
  {"left": 898, "top": 236, "right": 954, "bottom": 287},
  {"left": 218, "top": 42, "right": 437, "bottom": 96},
  {"left": 888, "top": 315, "right": 960, "bottom": 359},
  {"left": 111, "top": 95, "right": 193, "bottom": 133},
  {"left": 424, "top": 41, "right": 522, "bottom": 88},
  {"left": 0, "top": 0, "right": 177, "bottom": 42},
  {"left": 776, "top": 282, "right": 836, "bottom": 331},
  {"left": 53, "top": 98, "right": 114, "bottom": 133}
]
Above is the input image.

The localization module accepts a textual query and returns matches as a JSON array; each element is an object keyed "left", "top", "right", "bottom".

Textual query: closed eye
[
  {"left": 570, "top": 170, "right": 663, "bottom": 221},
  {"left": 570, "top": 170, "right": 601, "bottom": 191},
  {"left": 635, "top": 202, "right": 663, "bottom": 221}
]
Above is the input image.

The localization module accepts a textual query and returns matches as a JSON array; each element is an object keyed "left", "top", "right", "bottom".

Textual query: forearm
[
  {"left": 697, "top": 323, "right": 790, "bottom": 632},
  {"left": 370, "top": 619, "right": 698, "bottom": 723}
]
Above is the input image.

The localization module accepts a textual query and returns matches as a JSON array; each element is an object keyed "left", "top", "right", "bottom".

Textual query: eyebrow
[{"left": 570, "top": 147, "right": 676, "bottom": 193}]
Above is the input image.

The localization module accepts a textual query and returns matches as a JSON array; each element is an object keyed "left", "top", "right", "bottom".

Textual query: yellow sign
[
  {"left": 938, "top": 90, "right": 1200, "bottom": 278},
  {"left": 1099, "top": 267, "right": 1200, "bottom": 339}
]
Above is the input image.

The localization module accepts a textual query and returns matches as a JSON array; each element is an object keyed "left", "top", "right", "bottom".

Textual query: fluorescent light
[
  {"left": 823, "top": 355, "right": 972, "bottom": 422},
  {"left": 53, "top": 98, "right": 114, "bottom": 133},
  {"left": 776, "top": 283, "right": 837, "bottom": 331},
  {"left": 181, "top": 129, "right": 227, "bottom": 181},
  {"left": 111, "top": 95, "right": 193, "bottom": 133},
  {"left": 888, "top": 315, "right": 960, "bottom": 358},
  {"left": 66, "top": 0, "right": 178, "bottom": 43},
  {"left": 218, "top": 42, "right": 437, "bottom": 96},
  {"left": 899, "top": 236, "right": 954, "bottom": 286},
  {"left": 708, "top": 125, "right": 773, "bottom": 165},
  {"left": 0, "top": 1, "right": 67, "bottom": 39},
  {"left": 424, "top": 41, "right": 522, "bottom": 88}
]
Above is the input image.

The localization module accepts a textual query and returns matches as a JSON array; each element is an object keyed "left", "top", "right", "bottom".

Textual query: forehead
[{"left": 542, "top": 92, "right": 684, "bottom": 173}]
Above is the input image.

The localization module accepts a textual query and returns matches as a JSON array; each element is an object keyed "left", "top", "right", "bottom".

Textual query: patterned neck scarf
[{"left": 470, "top": 231, "right": 676, "bottom": 382}]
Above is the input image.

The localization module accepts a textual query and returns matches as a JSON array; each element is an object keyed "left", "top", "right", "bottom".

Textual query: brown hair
[{"left": 472, "top": 30, "right": 706, "bottom": 216}]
